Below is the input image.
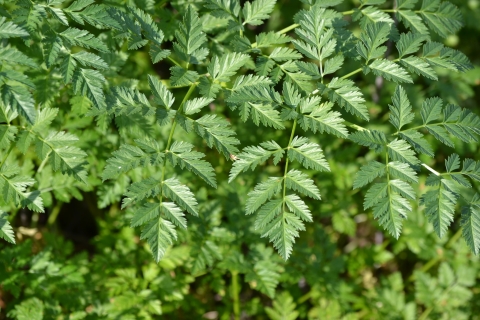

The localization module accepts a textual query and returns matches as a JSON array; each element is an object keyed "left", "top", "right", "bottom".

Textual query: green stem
[
  {"left": 167, "top": 56, "right": 181, "bottom": 67},
  {"left": 343, "top": 121, "right": 368, "bottom": 131},
  {"left": 159, "top": 83, "right": 198, "bottom": 201},
  {"left": 231, "top": 271, "right": 240, "bottom": 320},
  {"left": 341, "top": 68, "right": 362, "bottom": 79},
  {"left": 0, "top": 143, "right": 14, "bottom": 169},
  {"left": 47, "top": 202, "right": 63, "bottom": 225},
  {"left": 342, "top": 10, "right": 354, "bottom": 15},
  {"left": 282, "top": 114, "right": 298, "bottom": 213}
]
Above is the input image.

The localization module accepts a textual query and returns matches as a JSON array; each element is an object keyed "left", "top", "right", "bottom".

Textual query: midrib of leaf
[
  {"left": 159, "top": 83, "right": 197, "bottom": 207},
  {"left": 282, "top": 106, "right": 298, "bottom": 217}
]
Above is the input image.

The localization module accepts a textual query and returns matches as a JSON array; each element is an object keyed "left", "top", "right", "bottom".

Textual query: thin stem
[
  {"left": 342, "top": 10, "right": 354, "bottom": 15},
  {"left": 0, "top": 143, "right": 14, "bottom": 169},
  {"left": 282, "top": 114, "right": 298, "bottom": 213},
  {"left": 343, "top": 121, "right": 368, "bottom": 132},
  {"left": 47, "top": 202, "right": 63, "bottom": 226},
  {"left": 231, "top": 271, "right": 240, "bottom": 320},
  {"left": 167, "top": 56, "right": 181, "bottom": 67},
  {"left": 159, "top": 83, "right": 198, "bottom": 201},
  {"left": 37, "top": 151, "right": 51, "bottom": 173},
  {"left": 341, "top": 68, "right": 362, "bottom": 79}
]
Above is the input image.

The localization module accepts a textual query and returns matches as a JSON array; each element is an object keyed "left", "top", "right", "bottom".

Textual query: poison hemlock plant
[
  {"left": 1, "top": 0, "right": 480, "bottom": 318},
  {"left": 0, "top": 0, "right": 479, "bottom": 279}
]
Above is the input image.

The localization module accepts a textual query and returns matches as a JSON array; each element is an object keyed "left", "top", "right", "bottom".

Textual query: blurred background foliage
[{"left": 1, "top": 0, "right": 480, "bottom": 319}]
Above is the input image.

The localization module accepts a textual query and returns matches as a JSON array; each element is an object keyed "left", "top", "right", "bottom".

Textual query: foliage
[{"left": 1, "top": 0, "right": 480, "bottom": 319}]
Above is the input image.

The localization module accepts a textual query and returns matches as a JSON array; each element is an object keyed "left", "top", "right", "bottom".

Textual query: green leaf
[
  {"left": 269, "top": 47, "right": 302, "bottom": 62},
  {"left": 71, "top": 51, "right": 108, "bottom": 70},
  {"left": 60, "top": 54, "right": 77, "bottom": 83},
  {"left": 373, "top": 192, "right": 409, "bottom": 239},
  {"left": 1, "top": 84, "right": 36, "bottom": 124},
  {"left": 170, "top": 66, "right": 199, "bottom": 87},
  {"left": 72, "top": 68, "right": 106, "bottom": 110},
  {"left": 243, "top": 0, "right": 276, "bottom": 26},
  {"left": 390, "top": 179, "right": 415, "bottom": 200},
  {"left": 265, "top": 292, "right": 299, "bottom": 320},
  {"left": 194, "top": 114, "right": 240, "bottom": 158},
  {"left": 162, "top": 177, "right": 198, "bottom": 216},
  {"left": 47, "top": 7, "right": 69, "bottom": 25},
  {"left": 419, "top": 0, "right": 463, "bottom": 38},
  {"left": 360, "top": 6, "right": 394, "bottom": 28},
  {"left": 148, "top": 75, "right": 174, "bottom": 109},
  {"left": 246, "top": 177, "right": 283, "bottom": 214},
  {"left": 285, "top": 169, "right": 321, "bottom": 200},
  {"left": 400, "top": 56, "right": 437, "bottom": 80},
  {"left": 240, "top": 102, "right": 284, "bottom": 129},
  {"left": 0, "top": 47, "right": 37, "bottom": 68},
  {"left": 288, "top": 136, "right": 330, "bottom": 172},
  {"left": 396, "top": 32, "right": 428, "bottom": 58},
  {"left": 141, "top": 217, "right": 177, "bottom": 262},
  {"left": 292, "top": 6, "right": 340, "bottom": 62},
  {"left": 32, "top": 108, "right": 58, "bottom": 133},
  {"left": 232, "top": 74, "right": 272, "bottom": 90},
  {"left": 131, "top": 202, "right": 161, "bottom": 227},
  {"left": 318, "top": 78, "right": 368, "bottom": 121},
  {"left": 0, "top": 125, "right": 17, "bottom": 149},
  {"left": 422, "top": 179, "right": 457, "bottom": 238},
  {"left": 399, "top": 130, "right": 434, "bottom": 157},
  {"left": 353, "top": 161, "right": 386, "bottom": 189},
  {"left": 298, "top": 100, "right": 348, "bottom": 138},
  {"left": 323, "top": 54, "right": 344, "bottom": 75},
  {"left": 184, "top": 97, "right": 214, "bottom": 115},
  {"left": 229, "top": 141, "right": 284, "bottom": 182},
  {"left": 255, "top": 199, "right": 283, "bottom": 230},
  {"left": 356, "top": 22, "right": 390, "bottom": 62},
  {"left": 122, "top": 178, "right": 161, "bottom": 209},
  {"left": 60, "top": 27, "right": 109, "bottom": 52},
  {"left": 246, "top": 260, "right": 280, "bottom": 298},
  {"left": 102, "top": 141, "right": 164, "bottom": 180},
  {"left": 364, "top": 182, "right": 388, "bottom": 209},
  {"left": 208, "top": 52, "right": 250, "bottom": 82},
  {"left": 161, "top": 201, "right": 187, "bottom": 229},
  {"left": 389, "top": 85, "right": 414, "bottom": 131},
  {"left": 421, "top": 97, "right": 443, "bottom": 124},
  {"left": 388, "top": 161, "right": 418, "bottom": 184},
  {"left": 255, "top": 31, "right": 291, "bottom": 48},
  {"left": 0, "top": 166, "right": 43, "bottom": 212},
  {"left": 0, "top": 210, "right": 15, "bottom": 244},
  {"left": 44, "top": 132, "right": 88, "bottom": 183},
  {"left": 285, "top": 194, "right": 312, "bottom": 222},
  {"left": 461, "top": 197, "right": 480, "bottom": 255},
  {"left": 174, "top": 5, "right": 208, "bottom": 64},
  {"left": 167, "top": 141, "right": 217, "bottom": 188},
  {"left": 367, "top": 59, "right": 413, "bottom": 84},
  {"left": 350, "top": 130, "right": 387, "bottom": 152},
  {"left": 397, "top": 10, "right": 429, "bottom": 35},
  {"left": 387, "top": 139, "right": 419, "bottom": 165},
  {"left": 0, "top": 17, "right": 29, "bottom": 38},
  {"left": 204, "top": 0, "right": 241, "bottom": 19}
]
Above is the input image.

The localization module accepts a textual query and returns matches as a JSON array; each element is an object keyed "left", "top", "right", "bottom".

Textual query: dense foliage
[{"left": 1, "top": 0, "right": 480, "bottom": 318}]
